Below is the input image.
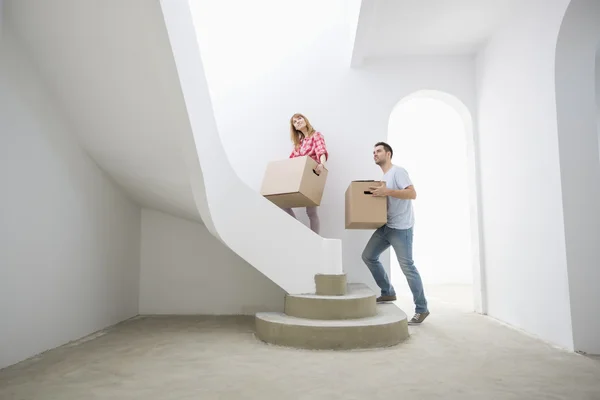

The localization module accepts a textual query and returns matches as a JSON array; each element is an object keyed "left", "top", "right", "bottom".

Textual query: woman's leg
[
  {"left": 282, "top": 207, "right": 296, "bottom": 219},
  {"left": 306, "top": 206, "right": 320, "bottom": 234}
]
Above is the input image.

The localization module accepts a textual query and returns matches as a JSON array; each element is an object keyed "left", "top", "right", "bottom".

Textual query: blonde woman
[{"left": 282, "top": 113, "right": 329, "bottom": 234}]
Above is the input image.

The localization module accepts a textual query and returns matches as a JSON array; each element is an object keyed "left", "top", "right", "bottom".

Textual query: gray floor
[{"left": 1, "top": 287, "right": 599, "bottom": 400}]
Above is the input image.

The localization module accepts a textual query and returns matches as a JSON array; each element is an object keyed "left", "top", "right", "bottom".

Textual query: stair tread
[
  {"left": 256, "top": 303, "right": 406, "bottom": 327},
  {"left": 293, "top": 283, "right": 374, "bottom": 300}
]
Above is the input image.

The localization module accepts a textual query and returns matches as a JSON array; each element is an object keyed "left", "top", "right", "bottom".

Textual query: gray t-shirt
[{"left": 382, "top": 165, "right": 415, "bottom": 230}]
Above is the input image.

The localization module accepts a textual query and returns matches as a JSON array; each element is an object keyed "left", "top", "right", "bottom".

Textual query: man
[{"left": 362, "top": 142, "right": 430, "bottom": 325}]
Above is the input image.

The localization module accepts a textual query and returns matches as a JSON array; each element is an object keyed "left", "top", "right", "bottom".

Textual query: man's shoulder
[
  {"left": 389, "top": 165, "right": 412, "bottom": 188},
  {"left": 391, "top": 165, "right": 409, "bottom": 174}
]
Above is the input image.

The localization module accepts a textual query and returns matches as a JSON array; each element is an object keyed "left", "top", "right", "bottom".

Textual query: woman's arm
[
  {"left": 319, "top": 154, "right": 327, "bottom": 167},
  {"left": 314, "top": 132, "right": 328, "bottom": 165}
]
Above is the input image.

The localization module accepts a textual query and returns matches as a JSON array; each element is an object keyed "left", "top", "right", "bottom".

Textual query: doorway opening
[{"left": 387, "top": 90, "right": 483, "bottom": 313}]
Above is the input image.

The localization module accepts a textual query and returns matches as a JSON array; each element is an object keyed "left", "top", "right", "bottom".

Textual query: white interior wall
[
  {"left": 475, "top": 0, "right": 573, "bottom": 350},
  {"left": 597, "top": 53, "right": 600, "bottom": 160},
  {"left": 555, "top": 0, "right": 600, "bottom": 355},
  {"left": 139, "top": 209, "right": 285, "bottom": 315},
  {"left": 0, "top": 30, "right": 141, "bottom": 369},
  {"left": 190, "top": 0, "right": 477, "bottom": 293}
]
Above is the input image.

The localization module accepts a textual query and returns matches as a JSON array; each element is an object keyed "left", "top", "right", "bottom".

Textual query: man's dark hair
[{"left": 374, "top": 141, "right": 393, "bottom": 158}]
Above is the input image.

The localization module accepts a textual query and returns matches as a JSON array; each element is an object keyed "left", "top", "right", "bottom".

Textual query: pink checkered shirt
[{"left": 289, "top": 131, "right": 329, "bottom": 164}]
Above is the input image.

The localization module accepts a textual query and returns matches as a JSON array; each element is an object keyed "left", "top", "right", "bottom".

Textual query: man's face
[{"left": 373, "top": 145, "right": 389, "bottom": 165}]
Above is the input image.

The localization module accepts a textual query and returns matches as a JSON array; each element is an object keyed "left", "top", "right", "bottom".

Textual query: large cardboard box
[
  {"left": 345, "top": 180, "right": 387, "bottom": 229},
  {"left": 261, "top": 156, "right": 328, "bottom": 208}
]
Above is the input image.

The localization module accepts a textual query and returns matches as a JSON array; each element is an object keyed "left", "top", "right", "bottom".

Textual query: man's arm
[
  {"left": 385, "top": 185, "right": 416, "bottom": 200},
  {"left": 389, "top": 167, "right": 416, "bottom": 199},
  {"left": 369, "top": 184, "right": 416, "bottom": 199}
]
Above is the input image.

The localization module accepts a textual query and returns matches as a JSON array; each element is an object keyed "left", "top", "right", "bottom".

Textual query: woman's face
[{"left": 292, "top": 115, "right": 306, "bottom": 131}]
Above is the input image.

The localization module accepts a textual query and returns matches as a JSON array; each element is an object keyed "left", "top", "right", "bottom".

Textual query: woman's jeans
[
  {"left": 361, "top": 225, "right": 428, "bottom": 313},
  {"left": 282, "top": 207, "right": 320, "bottom": 234}
]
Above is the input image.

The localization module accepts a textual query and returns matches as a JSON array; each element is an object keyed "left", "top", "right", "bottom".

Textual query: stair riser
[
  {"left": 285, "top": 296, "right": 377, "bottom": 320},
  {"left": 255, "top": 318, "right": 409, "bottom": 350},
  {"left": 314, "top": 274, "right": 347, "bottom": 296}
]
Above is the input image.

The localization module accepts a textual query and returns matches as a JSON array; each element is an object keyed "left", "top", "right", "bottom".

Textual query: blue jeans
[{"left": 361, "top": 225, "right": 428, "bottom": 313}]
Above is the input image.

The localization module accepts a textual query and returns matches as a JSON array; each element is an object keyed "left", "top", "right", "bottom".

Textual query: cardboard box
[
  {"left": 261, "top": 156, "right": 328, "bottom": 208},
  {"left": 345, "top": 180, "right": 387, "bottom": 229}
]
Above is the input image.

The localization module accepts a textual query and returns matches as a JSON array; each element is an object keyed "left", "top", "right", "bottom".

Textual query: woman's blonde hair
[{"left": 290, "top": 113, "right": 315, "bottom": 148}]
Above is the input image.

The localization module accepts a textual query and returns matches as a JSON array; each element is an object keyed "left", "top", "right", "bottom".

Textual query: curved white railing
[{"left": 160, "top": 0, "right": 343, "bottom": 294}]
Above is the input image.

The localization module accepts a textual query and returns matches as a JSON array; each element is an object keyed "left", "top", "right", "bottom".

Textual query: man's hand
[{"left": 369, "top": 183, "right": 388, "bottom": 197}]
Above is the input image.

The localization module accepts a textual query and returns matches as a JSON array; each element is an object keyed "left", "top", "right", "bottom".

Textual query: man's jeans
[{"left": 362, "top": 225, "right": 428, "bottom": 313}]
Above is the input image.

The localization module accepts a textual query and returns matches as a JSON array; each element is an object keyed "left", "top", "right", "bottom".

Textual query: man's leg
[
  {"left": 305, "top": 207, "right": 320, "bottom": 234},
  {"left": 388, "top": 226, "right": 429, "bottom": 321},
  {"left": 361, "top": 227, "right": 396, "bottom": 299}
]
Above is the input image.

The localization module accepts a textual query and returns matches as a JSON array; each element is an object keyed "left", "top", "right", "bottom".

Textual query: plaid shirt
[{"left": 289, "top": 131, "right": 328, "bottom": 164}]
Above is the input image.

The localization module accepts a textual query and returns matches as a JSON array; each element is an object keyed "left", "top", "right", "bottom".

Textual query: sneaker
[
  {"left": 376, "top": 295, "right": 397, "bottom": 303},
  {"left": 408, "top": 311, "right": 430, "bottom": 325}
]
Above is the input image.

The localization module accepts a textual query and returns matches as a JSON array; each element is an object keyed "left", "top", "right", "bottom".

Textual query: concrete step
[
  {"left": 285, "top": 283, "right": 376, "bottom": 320},
  {"left": 314, "top": 273, "right": 347, "bottom": 295},
  {"left": 255, "top": 303, "right": 409, "bottom": 350}
]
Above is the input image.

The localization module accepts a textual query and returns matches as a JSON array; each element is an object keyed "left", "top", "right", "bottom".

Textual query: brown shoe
[
  {"left": 376, "top": 295, "right": 397, "bottom": 303},
  {"left": 408, "top": 311, "right": 430, "bottom": 325}
]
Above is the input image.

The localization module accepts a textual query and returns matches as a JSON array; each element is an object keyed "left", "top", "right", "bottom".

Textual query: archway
[
  {"left": 597, "top": 50, "right": 599, "bottom": 159},
  {"left": 555, "top": 0, "right": 600, "bottom": 355},
  {"left": 387, "top": 90, "right": 484, "bottom": 313}
]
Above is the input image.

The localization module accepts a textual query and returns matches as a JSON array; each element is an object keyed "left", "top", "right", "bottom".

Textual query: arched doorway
[
  {"left": 554, "top": 0, "right": 600, "bottom": 355},
  {"left": 387, "top": 90, "right": 484, "bottom": 313}
]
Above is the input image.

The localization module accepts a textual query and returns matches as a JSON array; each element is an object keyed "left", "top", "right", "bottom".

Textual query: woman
[{"left": 283, "top": 113, "right": 329, "bottom": 234}]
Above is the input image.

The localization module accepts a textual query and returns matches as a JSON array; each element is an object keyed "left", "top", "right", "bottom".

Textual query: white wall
[
  {"left": 190, "top": 0, "right": 477, "bottom": 292},
  {"left": 597, "top": 54, "right": 600, "bottom": 157},
  {"left": 475, "top": 0, "right": 573, "bottom": 349},
  {"left": 139, "top": 209, "right": 285, "bottom": 315},
  {"left": 0, "top": 31, "right": 141, "bottom": 369},
  {"left": 555, "top": 0, "right": 600, "bottom": 355}
]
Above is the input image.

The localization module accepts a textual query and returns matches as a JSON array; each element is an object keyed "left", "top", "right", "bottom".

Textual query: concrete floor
[{"left": 1, "top": 287, "right": 599, "bottom": 400}]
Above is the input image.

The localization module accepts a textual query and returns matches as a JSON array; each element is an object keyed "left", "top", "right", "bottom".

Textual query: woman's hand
[{"left": 315, "top": 163, "right": 325, "bottom": 175}]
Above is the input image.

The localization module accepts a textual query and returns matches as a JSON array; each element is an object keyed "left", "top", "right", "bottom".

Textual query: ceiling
[{"left": 353, "top": 0, "right": 524, "bottom": 63}]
